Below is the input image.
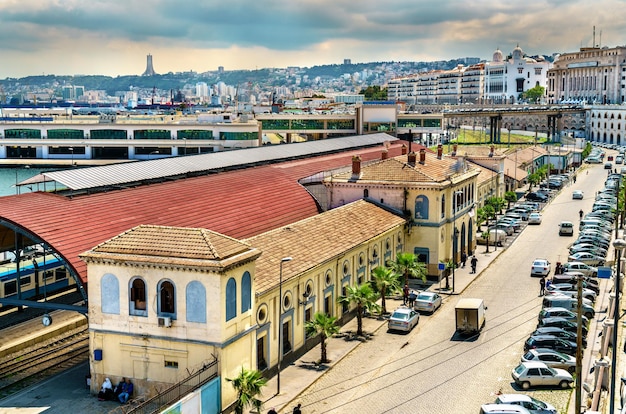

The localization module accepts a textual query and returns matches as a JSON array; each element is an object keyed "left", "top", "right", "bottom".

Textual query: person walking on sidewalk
[
  {"left": 470, "top": 255, "right": 478, "bottom": 274},
  {"left": 461, "top": 250, "right": 467, "bottom": 268},
  {"left": 579, "top": 209, "right": 583, "bottom": 220},
  {"left": 293, "top": 403, "right": 302, "bottom": 414},
  {"left": 539, "top": 276, "right": 546, "bottom": 296},
  {"left": 402, "top": 284, "right": 410, "bottom": 305}
]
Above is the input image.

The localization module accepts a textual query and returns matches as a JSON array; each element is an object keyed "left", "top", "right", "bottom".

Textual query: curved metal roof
[
  {"left": 0, "top": 135, "right": 407, "bottom": 286},
  {"left": 41, "top": 133, "right": 396, "bottom": 191}
]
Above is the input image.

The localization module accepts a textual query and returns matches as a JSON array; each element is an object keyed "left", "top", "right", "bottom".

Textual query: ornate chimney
[
  {"left": 408, "top": 152, "right": 417, "bottom": 166},
  {"left": 401, "top": 144, "right": 408, "bottom": 155},
  {"left": 382, "top": 149, "right": 388, "bottom": 160},
  {"left": 352, "top": 155, "right": 362, "bottom": 175},
  {"left": 437, "top": 144, "right": 443, "bottom": 159},
  {"left": 419, "top": 148, "right": 426, "bottom": 164}
]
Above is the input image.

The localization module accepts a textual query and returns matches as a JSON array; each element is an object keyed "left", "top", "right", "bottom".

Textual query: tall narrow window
[
  {"left": 130, "top": 277, "right": 147, "bottom": 317},
  {"left": 158, "top": 280, "right": 176, "bottom": 316},
  {"left": 241, "top": 271, "right": 252, "bottom": 313},
  {"left": 226, "top": 278, "right": 237, "bottom": 321}
]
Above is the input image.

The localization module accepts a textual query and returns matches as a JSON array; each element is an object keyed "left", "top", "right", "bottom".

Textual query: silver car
[
  {"left": 494, "top": 393, "right": 557, "bottom": 413},
  {"left": 387, "top": 307, "right": 419, "bottom": 332},
  {"left": 413, "top": 291, "right": 442, "bottom": 314}
]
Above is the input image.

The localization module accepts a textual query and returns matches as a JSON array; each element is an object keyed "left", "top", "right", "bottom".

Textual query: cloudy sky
[{"left": 1, "top": 0, "right": 624, "bottom": 78}]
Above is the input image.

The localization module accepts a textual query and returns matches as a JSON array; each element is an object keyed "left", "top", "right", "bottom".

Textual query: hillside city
[{"left": 0, "top": 51, "right": 554, "bottom": 109}]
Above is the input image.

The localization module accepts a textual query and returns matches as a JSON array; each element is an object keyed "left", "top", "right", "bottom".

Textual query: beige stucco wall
[
  {"left": 255, "top": 227, "right": 403, "bottom": 372},
  {"left": 87, "top": 258, "right": 257, "bottom": 408}
]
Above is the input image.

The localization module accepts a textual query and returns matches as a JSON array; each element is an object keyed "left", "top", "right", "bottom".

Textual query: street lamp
[
  {"left": 610, "top": 238, "right": 626, "bottom": 414},
  {"left": 277, "top": 256, "right": 293, "bottom": 396}
]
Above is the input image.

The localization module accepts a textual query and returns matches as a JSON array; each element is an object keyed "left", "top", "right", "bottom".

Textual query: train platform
[{"left": 0, "top": 310, "right": 87, "bottom": 359}]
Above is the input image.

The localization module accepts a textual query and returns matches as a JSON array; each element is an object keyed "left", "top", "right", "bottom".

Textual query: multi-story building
[
  {"left": 547, "top": 45, "right": 626, "bottom": 105},
  {"left": 483, "top": 46, "right": 550, "bottom": 104}
]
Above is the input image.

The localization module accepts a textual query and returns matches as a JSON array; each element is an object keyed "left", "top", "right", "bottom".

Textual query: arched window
[
  {"left": 129, "top": 277, "right": 147, "bottom": 317},
  {"left": 101, "top": 273, "right": 120, "bottom": 315},
  {"left": 186, "top": 281, "right": 206, "bottom": 323},
  {"left": 158, "top": 280, "right": 176, "bottom": 317},
  {"left": 241, "top": 271, "right": 252, "bottom": 313},
  {"left": 226, "top": 277, "right": 237, "bottom": 321},
  {"left": 440, "top": 194, "right": 445, "bottom": 218},
  {"left": 414, "top": 195, "right": 429, "bottom": 220}
]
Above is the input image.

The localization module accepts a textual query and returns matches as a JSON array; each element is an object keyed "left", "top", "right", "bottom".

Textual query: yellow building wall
[{"left": 87, "top": 258, "right": 257, "bottom": 410}]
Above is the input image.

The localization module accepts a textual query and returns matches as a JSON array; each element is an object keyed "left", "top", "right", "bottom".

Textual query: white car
[
  {"left": 527, "top": 213, "right": 542, "bottom": 225},
  {"left": 572, "top": 190, "right": 584, "bottom": 200},
  {"left": 494, "top": 393, "right": 557, "bottom": 413},
  {"left": 387, "top": 306, "right": 419, "bottom": 332},
  {"left": 561, "top": 261, "right": 598, "bottom": 277},
  {"left": 568, "top": 252, "right": 605, "bottom": 266},
  {"left": 511, "top": 361, "right": 573, "bottom": 390},
  {"left": 531, "top": 259, "right": 550, "bottom": 277},
  {"left": 413, "top": 291, "right": 442, "bottom": 314}
]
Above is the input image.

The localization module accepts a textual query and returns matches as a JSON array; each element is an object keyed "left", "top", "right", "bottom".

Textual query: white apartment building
[{"left": 389, "top": 46, "right": 548, "bottom": 106}]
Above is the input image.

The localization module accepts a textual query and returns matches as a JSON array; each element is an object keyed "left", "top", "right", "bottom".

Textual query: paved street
[{"left": 293, "top": 158, "right": 612, "bottom": 413}]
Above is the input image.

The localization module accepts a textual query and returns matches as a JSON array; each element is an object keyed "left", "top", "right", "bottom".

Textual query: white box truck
[{"left": 455, "top": 298, "right": 486, "bottom": 334}]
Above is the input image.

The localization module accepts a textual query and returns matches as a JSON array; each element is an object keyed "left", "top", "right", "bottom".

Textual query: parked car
[
  {"left": 521, "top": 348, "right": 577, "bottom": 374},
  {"left": 538, "top": 317, "right": 589, "bottom": 336},
  {"left": 561, "top": 262, "right": 598, "bottom": 277},
  {"left": 531, "top": 259, "right": 551, "bottom": 277},
  {"left": 568, "top": 243, "right": 607, "bottom": 257},
  {"left": 527, "top": 213, "right": 542, "bottom": 225},
  {"left": 538, "top": 307, "right": 589, "bottom": 325},
  {"left": 567, "top": 252, "right": 605, "bottom": 266},
  {"left": 546, "top": 284, "right": 597, "bottom": 302},
  {"left": 523, "top": 335, "right": 578, "bottom": 355},
  {"left": 605, "top": 162, "right": 613, "bottom": 170},
  {"left": 494, "top": 393, "right": 557, "bottom": 413},
  {"left": 413, "top": 291, "right": 442, "bottom": 314},
  {"left": 387, "top": 306, "right": 419, "bottom": 332},
  {"left": 572, "top": 190, "right": 584, "bottom": 200},
  {"left": 476, "top": 229, "right": 507, "bottom": 246},
  {"left": 551, "top": 273, "right": 599, "bottom": 293},
  {"left": 480, "top": 404, "right": 531, "bottom": 414},
  {"left": 498, "top": 217, "right": 521, "bottom": 231},
  {"left": 511, "top": 361, "right": 573, "bottom": 390},
  {"left": 532, "top": 327, "right": 587, "bottom": 347},
  {"left": 526, "top": 192, "right": 548, "bottom": 202},
  {"left": 489, "top": 223, "right": 514, "bottom": 236},
  {"left": 542, "top": 296, "right": 595, "bottom": 319}
]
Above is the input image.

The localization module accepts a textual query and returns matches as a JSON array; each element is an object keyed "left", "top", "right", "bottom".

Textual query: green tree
[
  {"left": 305, "top": 312, "right": 340, "bottom": 363},
  {"left": 486, "top": 196, "right": 506, "bottom": 215},
  {"left": 359, "top": 85, "right": 388, "bottom": 100},
  {"left": 371, "top": 266, "right": 401, "bottom": 314},
  {"left": 504, "top": 191, "right": 518, "bottom": 209},
  {"left": 338, "top": 284, "right": 380, "bottom": 336},
  {"left": 523, "top": 85, "right": 545, "bottom": 103},
  {"left": 482, "top": 205, "right": 496, "bottom": 230},
  {"left": 226, "top": 367, "right": 268, "bottom": 414},
  {"left": 387, "top": 252, "right": 426, "bottom": 285}
]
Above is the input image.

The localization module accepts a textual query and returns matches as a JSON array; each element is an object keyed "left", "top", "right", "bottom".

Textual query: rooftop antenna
[{"left": 593, "top": 26, "right": 596, "bottom": 48}]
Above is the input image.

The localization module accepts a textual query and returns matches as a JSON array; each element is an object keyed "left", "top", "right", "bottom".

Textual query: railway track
[{"left": 0, "top": 328, "right": 89, "bottom": 398}]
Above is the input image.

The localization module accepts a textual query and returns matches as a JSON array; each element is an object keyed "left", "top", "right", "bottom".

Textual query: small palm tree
[
  {"left": 226, "top": 367, "right": 268, "bottom": 414},
  {"left": 370, "top": 266, "right": 401, "bottom": 314},
  {"left": 338, "top": 283, "right": 381, "bottom": 336},
  {"left": 305, "top": 312, "right": 340, "bottom": 363},
  {"left": 387, "top": 252, "right": 426, "bottom": 286}
]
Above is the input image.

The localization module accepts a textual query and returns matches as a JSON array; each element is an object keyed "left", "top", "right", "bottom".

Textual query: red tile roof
[{"left": 0, "top": 141, "right": 416, "bottom": 284}]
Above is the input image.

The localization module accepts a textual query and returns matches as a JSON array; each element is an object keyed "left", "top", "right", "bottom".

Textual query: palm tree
[
  {"left": 226, "top": 367, "right": 268, "bottom": 414},
  {"left": 305, "top": 312, "right": 340, "bottom": 363},
  {"left": 370, "top": 266, "right": 401, "bottom": 314},
  {"left": 338, "top": 283, "right": 380, "bottom": 336},
  {"left": 387, "top": 252, "right": 426, "bottom": 286}
]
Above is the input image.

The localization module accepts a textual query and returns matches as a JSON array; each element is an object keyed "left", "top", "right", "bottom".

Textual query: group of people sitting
[{"left": 97, "top": 377, "right": 134, "bottom": 403}]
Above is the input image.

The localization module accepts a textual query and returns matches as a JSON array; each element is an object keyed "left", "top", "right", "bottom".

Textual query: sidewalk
[{"left": 263, "top": 243, "right": 506, "bottom": 414}]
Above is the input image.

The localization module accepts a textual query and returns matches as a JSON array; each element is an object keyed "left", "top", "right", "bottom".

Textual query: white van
[
  {"left": 476, "top": 229, "right": 506, "bottom": 246},
  {"left": 558, "top": 221, "right": 574, "bottom": 236}
]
